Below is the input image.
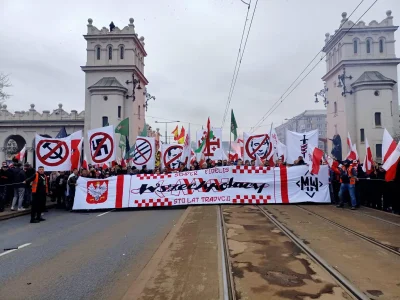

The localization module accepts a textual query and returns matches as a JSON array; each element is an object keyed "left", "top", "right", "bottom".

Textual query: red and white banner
[
  {"left": 130, "top": 137, "right": 155, "bottom": 169},
  {"left": 35, "top": 135, "right": 72, "bottom": 171},
  {"left": 243, "top": 132, "right": 274, "bottom": 163},
  {"left": 382, "top": 128, "right": 397, "bottom": 164},
  {"left": 88, "top": 125, "right": 116, "bottom": 165},
  {"left": 73, "top": 165, "right": 331, "bottom": 210},
  {"left": 196, "top": 127, "right": 223, "bottom": 160}
]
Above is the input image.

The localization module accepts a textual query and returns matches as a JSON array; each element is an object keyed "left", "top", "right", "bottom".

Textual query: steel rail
[
  {"left": 296, "top": 205, "right": 400, "bottom": 256},
  {"left": 256, "top": 205, "right": 369, "bottom": 300},
  {"left": 353, "top": 209, "right": 400, "bottom": 228},
  {"left": 218, "top": 205, "right": 236, "bottom": 300}
]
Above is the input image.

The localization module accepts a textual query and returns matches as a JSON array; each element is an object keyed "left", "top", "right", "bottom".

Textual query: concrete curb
[{"left": 0, "top": 203, "right": 57, "bottom": 221}]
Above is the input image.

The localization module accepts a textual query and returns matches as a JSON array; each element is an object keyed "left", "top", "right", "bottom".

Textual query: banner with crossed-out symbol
[
  {"left": 130, "top": 137, "right": 155, "bottom": 169},
  {"left": 35, "top": 135, "right": 72, "bottom": 171},
  {"left": 88, "top": 125, "right": 116, "bottom": 165}
]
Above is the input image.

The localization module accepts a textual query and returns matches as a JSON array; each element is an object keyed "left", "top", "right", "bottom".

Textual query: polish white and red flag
[
  {"left": 236, "top": 138, "right": 244, "bottom": 158},
  {"left": 15, "top": 144, "right": 26, "bottom": 161},
  {"left": 308, "top": 144, "right": 324, "bottom": 175},
  {"left": 382, "top": 141, "right": 400, "bottom": 182},
  {"left": 382, "top": 128, "right": 397, "bottom": 164},
  {"left": 362, "top": 138, "right": 374, "bottom": 175},
  {"left": 71, "top": 138, "right": 83, "bottom": 170},
  {"left": 82, "top": 155, "right": 88, "bottom": 170},
  {"left": 346, "top": 133, "right": 358, "bottom": 160}
]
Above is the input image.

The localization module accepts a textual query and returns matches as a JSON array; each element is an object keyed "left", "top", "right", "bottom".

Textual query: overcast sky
[{"left": 1, "top": 0, "right": 399, "bottom": 140}]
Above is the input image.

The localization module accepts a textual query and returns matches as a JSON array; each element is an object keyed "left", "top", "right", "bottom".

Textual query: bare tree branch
[{"left": 0, "top": 73, "right": 12, "bottom": 103}]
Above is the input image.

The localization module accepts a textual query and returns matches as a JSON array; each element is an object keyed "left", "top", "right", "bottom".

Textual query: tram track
[
  {"left": 351, "top": 207, "right": 400, "bottom": 227},
  {"left": 296, "top": 205, "right": 400, "bottom": 256},
  {"left": 220, "top": 205, "right": 367, "bottom": 300}
]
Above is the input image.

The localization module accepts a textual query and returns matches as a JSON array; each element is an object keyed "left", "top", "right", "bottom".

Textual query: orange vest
[
  {"left": 339, "top": 165, "right": 357, "bottom": 185},
  {"left": 31, "top": 173, "right": 48, "bottom": 193}
]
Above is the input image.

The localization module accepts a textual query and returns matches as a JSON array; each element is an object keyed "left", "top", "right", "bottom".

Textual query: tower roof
[
  {"left": 351, "top": 71, "right": 396, "bottom": 85},
  {"left": 89, "top": 77, "right": 125, "bottom": 88}
]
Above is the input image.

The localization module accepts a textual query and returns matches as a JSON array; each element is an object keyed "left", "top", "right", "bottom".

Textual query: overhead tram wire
[
  {"left": 221, "top": 0, "right": 252, "bottom": 128},
  {"left": 221, "top": 0, "right": 260, "bottom": 128},
  {"left": 250, "top": 0, "right": 371, "bottom": 132}
]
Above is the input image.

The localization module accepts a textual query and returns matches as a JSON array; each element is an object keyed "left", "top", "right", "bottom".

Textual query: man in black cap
[{"left": 0, "top": 162, "right": 10, "bottom": 212}]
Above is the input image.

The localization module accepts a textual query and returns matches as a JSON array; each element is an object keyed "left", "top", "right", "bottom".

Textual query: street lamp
[
  {"left": 337, "top": 68, "right": 353, "bottom": 97},
  {"left": 155, "top": 120, "right": 180, "bottom": 144},
  {"left": 314, "top": 83, "right": 329, "bottom": 107},
  {"left": 125, "top": 73, "right": 142, "bottom": 101},
  {"left": 143, "top": 87, "right": 156, "bottom": 112}
]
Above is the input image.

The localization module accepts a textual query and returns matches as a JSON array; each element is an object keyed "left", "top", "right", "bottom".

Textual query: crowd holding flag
[{"left": 362, "top": 138, "right": 374, "bottom": 175}]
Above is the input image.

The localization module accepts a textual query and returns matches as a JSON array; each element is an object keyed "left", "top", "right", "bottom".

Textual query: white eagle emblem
[{"left": 87, "top": 182, "right": 108, "bottom": 202}]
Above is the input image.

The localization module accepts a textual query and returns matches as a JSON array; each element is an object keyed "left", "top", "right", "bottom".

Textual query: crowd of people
[{"left": 1, "top": 154, "right": 399, "bottom": 224}]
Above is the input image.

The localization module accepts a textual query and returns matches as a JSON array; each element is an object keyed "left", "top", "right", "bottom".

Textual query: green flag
[
  {"left": 140, "top": 123, "right": 148, "bottom": 137},
  {"left": 195, "top": 131, "right": 214, "bottom": 153},
  {"left": 230, "top": 109, "right": 238, "bottom": 141},
  {"left": 119, "top": 135, "right": 126, "bottom": 150},
  {"left": 115, "top": 118, "right": 129, "bottom": 137}
]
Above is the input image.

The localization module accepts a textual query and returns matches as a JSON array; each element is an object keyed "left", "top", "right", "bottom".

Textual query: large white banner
[
  {"left": 196, "top": 128, "right": 223, "bottom": 160},
  {"left": 243, "top": 132, "right": 274, "bottom": 162},
  {"left": 73, "top": 165, "right": 331, "bottom": 210},
  {"left": 88, "top": 125, "right": 116, "bottom": 165},
  {"left": 129, "top": 137, "right": 155, "bottom": 170},
  {"left": 35, "top": 135, "right": 72, "bottom": 171},
  {"left": 286, "top": 129, "right": 319, "bottom": 164}
]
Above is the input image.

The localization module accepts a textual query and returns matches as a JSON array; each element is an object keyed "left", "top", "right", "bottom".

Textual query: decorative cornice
[
  {"left": 322, "top": 58, "right": 400, "bottom": 81},
  {"left": 80, "top": 65, "right": 149, "bottom": 85}
]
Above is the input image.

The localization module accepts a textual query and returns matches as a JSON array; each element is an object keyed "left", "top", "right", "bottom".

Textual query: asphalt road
[{"left": 0, "top": 207, "right": 185, "bottom": 300}]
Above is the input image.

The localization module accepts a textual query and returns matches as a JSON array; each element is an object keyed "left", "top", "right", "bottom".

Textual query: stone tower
[
  {"left": 322, "top": 10, "right": 400, "bottom": 161},
  {"left": 81, "top": 18, "right": 148, "bottom": 161}
]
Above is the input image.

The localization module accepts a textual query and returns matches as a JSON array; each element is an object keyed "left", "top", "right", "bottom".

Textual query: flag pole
[{"left": 229, "top": 112, "right": 232, "bottom": 160}]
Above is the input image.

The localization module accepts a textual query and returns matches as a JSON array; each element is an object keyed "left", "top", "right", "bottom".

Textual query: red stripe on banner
[
  {"left": 115, "top": 175, "right": 124, "bottom": 208},
  {"left": 280, "top": 165, "right": 289, "bottom": 203}
]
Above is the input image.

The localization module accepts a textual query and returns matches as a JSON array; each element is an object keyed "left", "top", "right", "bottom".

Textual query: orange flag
[{"left": 177, "top": 127, "right": 185, "bottom": 144}]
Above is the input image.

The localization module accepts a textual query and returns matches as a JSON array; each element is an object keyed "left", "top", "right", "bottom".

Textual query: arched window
[
  {"left": 108, "top": 46, "right": 113, "bottom": 60},
  {"left": 120, "top": 46, "right": 124, "bottom": 59},
  {"left": 96, "top": 47, "right": 101, "bottom": 60},
  {"left": 379, "top": 39, "right": 384, "bottom": 53},
  {"left": 353, "top": 40, "right": 358, "bottom": 54},
  {"left": 334, "top": 101, "right": 338, "bottom": 114},
  {"left": 102, "top": 116, "right": 109, "bottom": 127},
  {"left": 366, "top": 39, "right": 371, "bottom": 54}
]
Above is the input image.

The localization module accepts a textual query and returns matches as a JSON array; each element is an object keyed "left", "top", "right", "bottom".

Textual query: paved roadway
[{"left": 0, "top": 207, "right": 185, "bottom": 300}]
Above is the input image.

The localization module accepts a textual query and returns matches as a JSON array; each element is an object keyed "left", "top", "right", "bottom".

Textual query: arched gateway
[{"left": 0, "top": 103, "right": 84, "bottom": 166}]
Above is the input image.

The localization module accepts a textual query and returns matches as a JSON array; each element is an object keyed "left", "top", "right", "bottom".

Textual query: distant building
[
  {"left": 275, "top": 110, "right": 327, "bottom": 152},
  {"left": 322, "top": 10, "right": 400, "bottom": 161}
]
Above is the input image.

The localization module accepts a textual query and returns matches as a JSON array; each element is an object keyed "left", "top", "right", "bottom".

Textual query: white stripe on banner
[{"left": 73, "top": 165, "right": 331, "bottom": 210}]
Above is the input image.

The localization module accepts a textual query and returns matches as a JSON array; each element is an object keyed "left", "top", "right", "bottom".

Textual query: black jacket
[{"left": 12, "top": 167, "right": 26, "bottom": 188}]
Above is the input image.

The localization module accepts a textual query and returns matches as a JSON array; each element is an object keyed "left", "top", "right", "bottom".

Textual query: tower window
[
  {"left": 96, "top": 47, "right": 101, "bottom": 60},
  {"left": 334, "top": 101, "right": 338, "bottom": 114},
  {"left": 138, "top": 105, "right": 140, "bottom": 119},
  {"left": 108, "top": 46, "right": 112, "bottom": 60},
  {"left": 353, "top": 40, "right": 358, "bottom": 54},
  {"left": 366, "top": 39, "right": 371, "bottom": 54},
  {"left": 120, "top": 46, "right": 124, "bottom": 59},
  {"left": 102, "top": 116, "right": 109, "bottom": 127},
  {"left": 376, "top": 144, "right": 382, "bottom": 159},
  {"left": 118, "top": 106, "right": 121, "bottom": 119},
  {"left": 379, "top": 39, "right": 384, "bottom": 53},
  {"left": 374, "top": 112, "right": 382, "bottom": 126},
  {"left": 360, "top": 128, "right": 365, "bottom": 143}
]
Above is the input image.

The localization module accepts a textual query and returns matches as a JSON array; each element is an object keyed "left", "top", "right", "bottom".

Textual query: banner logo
[
  {"left": 87, "top": 180, "right": 109, "bottom": 204},
  {"left": 296, "top": 171, "right": 322, "bottom": 198},
  {"left": 132, "top": 138, "right": 153, "bottom": 165},
  {"left": 90, "top": 132, "right": 114, "bottom": 164},
  {"left": 163, "top": 145, "right": 187, "bottom": 171},
  {"left": 36, "top": 140, "right": 70, "bottom": 167},
  {"left": 245, "top": 134, "right": 272, "bottom": 160}
]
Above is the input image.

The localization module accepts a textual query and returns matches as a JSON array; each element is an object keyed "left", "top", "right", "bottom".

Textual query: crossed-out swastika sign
[
  {"left": 89, "top": 132, "right": 114, "bottom": 164},
  {"left": 36, "top": 139, "right": 70, "bottom": 167},
  {"left": 132, "top": 138, "right": 153, "bottom": 165}
]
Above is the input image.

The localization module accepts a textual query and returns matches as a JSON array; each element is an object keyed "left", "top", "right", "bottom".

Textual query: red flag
[
  {"left": 383, "top": 128, "right": 397, "bottom": 164},
  {"left": 171, "top": 125, "right": 179, "bottom": 141},
  {"left": 346, "top": 132, "right": 357, "bottom": 160},
  {"left": 102, "top": 163, "right": 108, "bottom": 170},
  {"left": 15, "top": 144, "right": 26, "bottom": 161},
  {"left": 308, "top": 145, "right": 324, "bottom": 175},
  {"left": 82, "top": 155, "right": 88, "bottom": 170},
  {"left": 362, "top": 138, "right": 374, "bottom": 175},
  {"left": 121, "top": 158, "right": 127, "bottom": 168},
  {"left": 382, "top": 141, "right": 400, "bottom": 181},
  {"left": 70, "top": 138, "right": 83, "bottom": 170}
]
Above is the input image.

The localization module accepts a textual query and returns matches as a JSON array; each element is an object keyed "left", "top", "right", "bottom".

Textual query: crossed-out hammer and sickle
[{"left": 42, "top": 142, "right": 64, "bottom": 160}]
